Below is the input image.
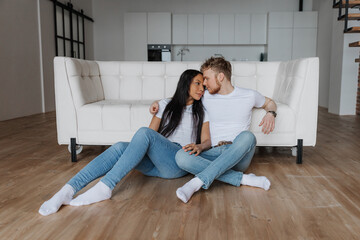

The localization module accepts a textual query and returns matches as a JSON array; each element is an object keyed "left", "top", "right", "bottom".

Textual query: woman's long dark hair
[{"left": 158, "top": 69, "right": 204, "bottom": 144}]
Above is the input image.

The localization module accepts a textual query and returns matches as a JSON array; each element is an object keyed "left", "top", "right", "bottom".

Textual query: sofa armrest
[
  {"left": 295, "top": 58, "right": 319, "bottom": 146},
  {"left": 54, "top": 57, "right": 78, "bottom": 145},
  {"left": 273, "top": 57, "right": 319, "bottom": 146}
]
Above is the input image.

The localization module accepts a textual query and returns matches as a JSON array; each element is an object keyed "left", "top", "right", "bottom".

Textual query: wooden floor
[{"left": 0, "top": 108, "right": 359, "bottom": 240}]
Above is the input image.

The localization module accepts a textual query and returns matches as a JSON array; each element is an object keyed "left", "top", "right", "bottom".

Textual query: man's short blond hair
[{"left": 200, "top": 57, "right": 232, "bottom": 81}]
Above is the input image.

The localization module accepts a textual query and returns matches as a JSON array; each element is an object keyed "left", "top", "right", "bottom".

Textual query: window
[{"left": 51, "top": 0, "right": 94, "bottom": 59}]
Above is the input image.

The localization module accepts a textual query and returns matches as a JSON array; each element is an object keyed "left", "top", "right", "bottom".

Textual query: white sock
[
  {"left": 69, "top": 181, "right": 112, "bottom": 206},
  {"left": 240, "top": 173, "right": 271, "bottom": 190},
  {"left": 176, "top": 177, "right": 204, "bottom": 203},
  {"left": 39, "top": 184, "right": 75, "bottom": 216}
]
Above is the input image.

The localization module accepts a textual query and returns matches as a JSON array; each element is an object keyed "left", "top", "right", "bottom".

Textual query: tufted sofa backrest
[
  {"left": 231, "top": 61, "right": 280, "bottom": 99},
  {"left": 272, "top": 59, "right": 311, "bottom": 111},
  {"left": 96, "top": 61, "right": 284, "bottom": 102},
  {"left": 64, "top": 58, "right": 104, "bottom": 109},
  {"left": 97, "top": 61, "right": 202, "bottom": 101},
  {"left": 62, "top": 57, "right": 314, "bottom": 113}
]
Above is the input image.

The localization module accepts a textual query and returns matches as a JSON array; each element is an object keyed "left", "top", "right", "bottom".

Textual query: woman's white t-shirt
[{"left": 155, "top": 99, "right": 209, "bottom": 146}]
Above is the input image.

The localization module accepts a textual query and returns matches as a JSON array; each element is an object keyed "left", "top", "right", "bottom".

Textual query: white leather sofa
[{"left": 54, "top": 57, "right": 319, "bottom": 163}]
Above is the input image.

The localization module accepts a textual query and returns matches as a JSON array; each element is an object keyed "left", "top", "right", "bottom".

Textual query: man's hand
[
  {"left": 259, "top": 112, "right": 275, "bottom": 134},
  {"left": 149, "top": 101, "right": 159, "bottom": 115},
  {"left": 182, "top": 143, "right": 204, "bottom": 156}
]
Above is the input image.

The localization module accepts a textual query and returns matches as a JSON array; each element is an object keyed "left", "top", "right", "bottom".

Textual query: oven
[{"left": 147, "top": 45, "right": 171, "bottom": 62}]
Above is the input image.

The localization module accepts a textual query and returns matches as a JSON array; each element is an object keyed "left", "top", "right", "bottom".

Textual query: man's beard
[{"left": 208, "top": 80, "right": 221, "bottom": 94}]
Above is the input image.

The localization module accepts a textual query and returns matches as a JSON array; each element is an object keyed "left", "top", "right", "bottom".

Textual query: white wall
[
  {"left": 313, "top": 0, "right": 332, "bottom": 108},
  {"left": 92, "top": 0, "right": 306, "bottom": 61},
  {"left": 315, "top": 0, "right": 359, "bottom": 115},
  {"left": 0, "top": 0, "right": 43, "bottom": 121},
  {"left": 0, "top": 0, "right": 94, "bottom": 121},
  {"left": 338, "top": 33, "right": 359, "bottom": 115},
  {"left": 39, "top": 0, "right": 56, "bottom": 113},
  {"left": 328, "top": 10, "right": 345, "bottom": 114}
]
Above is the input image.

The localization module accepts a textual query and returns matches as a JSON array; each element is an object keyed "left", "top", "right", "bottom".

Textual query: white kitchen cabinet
[
  {"left": 147, "top": 12, "right": 171, "bottom": 44},
  {"left": 124, "top": 13, "right": 147, "bottom": 61},
  {"left": 268, "top": 11, "right": 318, "bottom": 61},
  {"left": 235, "top": 14, "right": 251, "bottom": 44},
  {"left": 172, "top": 14, "right": 188, "bottom": 44},
  {"left": 188, "top": 14, "right": 204, "bottom": 44},
  {"left": 292, "top": 28, "right": 317, "bottom": 59},
  {"left": 293, "top": 12, "right": 318, "bottom": 28},
  {"left": 268, "top": 28, "right": 293, "bottom": 61},
  {"left": 204, "top": 14, "right": 219, "bottom": 44},
  {"left": 220, "top": 14, "right": 235, "bottom": 44},
  {"left": 268, "top": 12, "right": 293, "bottom": 28},
  {"left": 250, "top": 13, "right": 267, "bottom": 44}
]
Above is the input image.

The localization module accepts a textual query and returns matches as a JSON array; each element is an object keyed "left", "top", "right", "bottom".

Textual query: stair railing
[{"left": 345, "top": 0, "right": 350, "bottom": 32}]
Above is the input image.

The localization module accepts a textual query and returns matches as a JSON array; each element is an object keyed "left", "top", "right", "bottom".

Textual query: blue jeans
[
  {"left": 175, "top": 131, "right": 256, "bottom": 189},
  {"left": 67, "top": 127, "right": 187, "bottom": 192}
]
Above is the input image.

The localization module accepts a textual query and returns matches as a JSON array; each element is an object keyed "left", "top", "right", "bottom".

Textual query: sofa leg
[
  {"left": 71, "top": 138, "right": 77, "bottom": 162},
  {"left": 296, "top": 139, "right": 303, "bottom": 164}
]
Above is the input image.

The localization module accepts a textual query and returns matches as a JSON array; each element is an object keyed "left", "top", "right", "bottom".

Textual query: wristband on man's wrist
[{"left": 267, "top": 111, "right": 277, "bottom": 118}]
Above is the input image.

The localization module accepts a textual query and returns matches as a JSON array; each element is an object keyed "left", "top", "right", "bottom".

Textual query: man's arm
[{"left": 259, "top": 97, "right": 277, "bottom": 134}]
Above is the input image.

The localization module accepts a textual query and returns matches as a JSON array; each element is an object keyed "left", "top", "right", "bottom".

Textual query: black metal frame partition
[{"left": 50, "top": 0, "right": 94, "bottom": 59}]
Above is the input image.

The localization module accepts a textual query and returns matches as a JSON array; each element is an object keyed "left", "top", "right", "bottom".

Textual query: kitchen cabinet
[
  {"left": 268, "top": 12, "right": 293, "bottom": 28},
  {"left": 124, "top": 13, "right": 147, "bottom": 61},
  {"left": 292, "top": 28, "right": 317, "bottom": 59},
  {"left": 204, "top": 14, "right": 219, "bottom": 44},
  {"left": 172, "top": 14, "right": 188, "bottom": 44},
  {"left": 267, "top": 11, "right": 318, "bottom": 61},
  {"left": 268, "top": 28, "right": 293, "bottom": 61},
  {"left": 172, "top": 13, "right": 267, "bottom": 45},
  {"left": 235, "top": 14, "right": 251, "bottom": 44},
  {"left": 250, "top": 14, "right": 267, "bottom": 44},
  {"left": 147, "top": 12, "right": 171, "bottom": 44},
  {"left": 293, "top": 12, "right": 318, "bottom": 28},
  {"left": 220, "top": 14, "right": 235, "bottom": 44},
  {"left": 188, "top": 14, "right": 204, "bottom": 44}
]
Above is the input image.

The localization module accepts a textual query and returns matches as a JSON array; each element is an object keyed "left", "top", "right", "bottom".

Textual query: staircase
[{"left": 333, "top": 0, "right": 360, "bottom": 62}]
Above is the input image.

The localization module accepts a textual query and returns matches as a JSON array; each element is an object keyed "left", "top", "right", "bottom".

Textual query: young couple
[{"left": 39, "top": 57, "right": 276, "bottom": 216}]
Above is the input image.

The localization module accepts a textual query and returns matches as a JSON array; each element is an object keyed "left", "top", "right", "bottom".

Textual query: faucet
[{"left": 177, "top": 47, "right": 190, "bottom": 61}]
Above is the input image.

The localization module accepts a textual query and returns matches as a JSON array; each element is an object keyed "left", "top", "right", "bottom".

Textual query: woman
[{"left": 39, "top": 69, "right": 211, "bottom": 216}]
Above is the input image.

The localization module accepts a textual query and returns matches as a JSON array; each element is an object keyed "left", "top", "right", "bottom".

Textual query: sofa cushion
[{"left": 77, "top": 100, "right": 153, "bottom": 132}]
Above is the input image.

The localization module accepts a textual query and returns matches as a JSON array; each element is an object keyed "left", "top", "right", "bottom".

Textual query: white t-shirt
[
  {"left": 202, "top": 87, "right": 265, "bottom": 146},
  {"left": 156, "top": 99, "right": 209, "bottom": 146}
]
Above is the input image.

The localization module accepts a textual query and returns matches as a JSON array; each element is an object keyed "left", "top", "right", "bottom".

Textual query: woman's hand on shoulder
[
  {"left": 182, "top": 143, "right": 204, "bottom": 156},
  {"left": 149, "top": 101, "right": 159, "bottom": 115}
]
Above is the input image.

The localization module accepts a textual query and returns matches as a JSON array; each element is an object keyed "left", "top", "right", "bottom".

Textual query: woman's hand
[
  {"left": 149, "top": 101, "right": 159, "bottom": 115},
  {"left": 182, "top": 143, "right": 204, "bottom": 156}
]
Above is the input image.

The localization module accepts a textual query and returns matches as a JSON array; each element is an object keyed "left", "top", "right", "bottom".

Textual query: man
[{"left": 150, "top": 57, "right": 277, "bottom": 203}]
